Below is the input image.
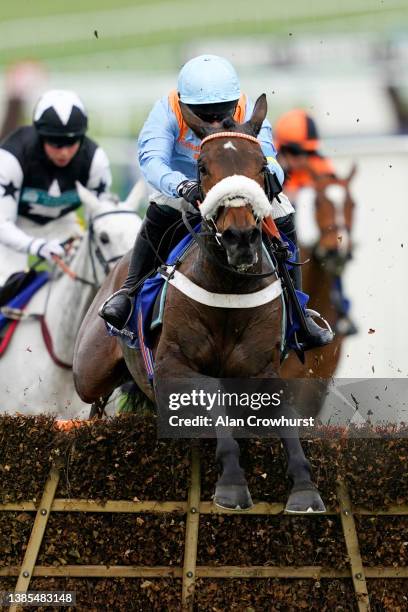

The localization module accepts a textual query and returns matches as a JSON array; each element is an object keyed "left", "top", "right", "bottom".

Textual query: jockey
[
  {"left": 274, "top": 109, "right": 357, "bottom": 335},
  {"left": 274, "top": 108, "right": 336, "bottom": 200},
  {"left": 0, "top": 89, "right": 112, "bottom": 284},
  {"left": 100, "top": 55, "right": 333, "bottom": 350}
]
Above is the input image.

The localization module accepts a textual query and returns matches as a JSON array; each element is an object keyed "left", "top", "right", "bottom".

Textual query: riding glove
[
  {"left": 29, "top": 238, "right": 65, "bottom": 261},
  {"left": 176, "top": 180, "right": 201, "bottom": 208}
]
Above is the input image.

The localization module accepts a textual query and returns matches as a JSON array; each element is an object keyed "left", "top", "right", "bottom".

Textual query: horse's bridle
[
  {"left": 184, "top": 131, "right": 282, "bottom": 279},
  {"left": 53, "top": 209, "right": 141, "bottom": 288},
  {"left": 198, "top": 130, "right": 281, "bottom": 203},
  {"left": 200, "top": 131, "right": 260, "bottom": 148},
  {"left": 197, "top": 131, "right": 263, "bottom": 200},
  {"left": 9, "top": 208, "right": 141, "bottom": 371},
  {"left": 312, "top": 180, "right": 353, "bottom": 268},
  {"left": 87, "top": 209, "right": 140, "bottom": 283},
  {"left": 182, "top": 208, "right": 288, "bottom": 281}
]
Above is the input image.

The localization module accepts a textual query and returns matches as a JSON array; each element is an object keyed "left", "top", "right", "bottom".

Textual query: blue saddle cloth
[
  {"left": 132, "top": 228, "right": 197, "bottom": 348},
  {"left": 0, "top": 271, "right": 49, "bottom": 332},
  {"left": 107, "top": 227, "right": 309, "bottom": 377}
]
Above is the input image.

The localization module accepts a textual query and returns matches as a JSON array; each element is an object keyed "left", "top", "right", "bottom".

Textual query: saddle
[
  {"left": 0, "top": 269, "right": 38, "bottom": 308},
  {"left": 106, "top": 230, "right": 197, "bottom": 380},
  {"left": 0, "top": 270, "right": 49, "bottom": 354}
]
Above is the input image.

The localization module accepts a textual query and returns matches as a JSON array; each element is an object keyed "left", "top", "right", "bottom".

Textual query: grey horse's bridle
[{"left": 85, "top": 209, "right": 141, "bottom": 287}]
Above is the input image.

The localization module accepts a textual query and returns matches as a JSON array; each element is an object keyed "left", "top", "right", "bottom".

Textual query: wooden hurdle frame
[{"left": 1, "top": 446, "right": 407, "bottom": 612}]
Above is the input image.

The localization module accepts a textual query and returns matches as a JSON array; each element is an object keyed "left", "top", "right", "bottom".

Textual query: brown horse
[
  {"left": 73, "top": 94, "right": 325, "bottom": 513},
  {"left": 282, "top": 167, "right": 356, "bottom": 385}
]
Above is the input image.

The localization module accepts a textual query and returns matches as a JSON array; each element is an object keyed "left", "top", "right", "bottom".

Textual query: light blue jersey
[{"left": 138, "top": 92, "right": 284, "bottom": 199}]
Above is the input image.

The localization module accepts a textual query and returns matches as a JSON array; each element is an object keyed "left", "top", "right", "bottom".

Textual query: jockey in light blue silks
[{"left": 100, "top": 55, "right": 333, "bottom": 350}]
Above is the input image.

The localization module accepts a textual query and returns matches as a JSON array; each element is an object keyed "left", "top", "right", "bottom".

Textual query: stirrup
[
  {"left": 305, "top": 308, "right": 334, "bottom": 336},
  {"left": 98, "top": 289, "right": 134, "bottom": 329},
  {"left": 293, "top": 308, "right": 335, "bottom": 354}
]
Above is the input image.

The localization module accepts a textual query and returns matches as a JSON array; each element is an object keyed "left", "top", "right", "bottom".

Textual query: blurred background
[{"left": 0, "top": 0, "right": 407, "bottom": 378}]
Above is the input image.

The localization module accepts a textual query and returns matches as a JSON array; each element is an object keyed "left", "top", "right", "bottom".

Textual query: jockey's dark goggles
[
  {"left": 187, "top": 100, "right": 238, "bottom": 123},
  {"left": 196, "top": 111, "right": 230, "bottom": 122},
  {"left": 43, "top": 136, "right": 81, "bottom": 148},
  {"left": 280, "top": 143, "right": 319, "bottom": 157}
]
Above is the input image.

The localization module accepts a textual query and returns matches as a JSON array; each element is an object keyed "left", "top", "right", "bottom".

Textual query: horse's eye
[
  {"left": 99, "top": 231, "right": 110, "bottom": 244},
  {"left": 199, "top": 165, "right": 207, "bottom": 176}
]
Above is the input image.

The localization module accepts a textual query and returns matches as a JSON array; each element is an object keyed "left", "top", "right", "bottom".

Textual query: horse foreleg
[
  {"left": 214, "top": 432, "right": 253, "bottom": 510},
  {"left": 154, "top": 352, "right": 253, "bottom": 510},
  {"left": 278, "top": 418, "right": 326, "bottom": 513}
]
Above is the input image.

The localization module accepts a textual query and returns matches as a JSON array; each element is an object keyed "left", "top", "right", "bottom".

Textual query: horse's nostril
[
  {"left": 249, "top": 228, "right": 260, "bottom": 244},
  {"left": 222, "top": 228, "right": 260, "bottom": 246},
  {"left": 221, "top": 228, "right": 238, "bottom": 244}
]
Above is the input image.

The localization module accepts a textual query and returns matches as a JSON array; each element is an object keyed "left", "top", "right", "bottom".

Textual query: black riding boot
[
  {"left": 275, "top": 214, "right": 334, "bottom": 350},
  {"left": 99, "top": 203, "right": 184, "bottom": 330}
]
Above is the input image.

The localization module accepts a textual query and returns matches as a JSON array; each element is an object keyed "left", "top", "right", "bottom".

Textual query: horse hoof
[
  {"left": 284, "top": 488, "right": 326, "bottom": 514},
  {"left": 213, "top": 484, "right": 253, "bottom": 510}
]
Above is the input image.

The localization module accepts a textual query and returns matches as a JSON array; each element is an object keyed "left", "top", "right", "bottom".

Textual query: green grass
[
  {"left": 2, "top": 0, "right": 407, "bottom": 143},
  {"left": 1, "top": 0, "right": 407, "bottom": 71},
  {"left": 0, "top": 0, "right": 151, "bottom": 21}
]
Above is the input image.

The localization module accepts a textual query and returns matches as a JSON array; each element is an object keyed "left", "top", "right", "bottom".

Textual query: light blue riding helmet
[{"left": 178, "top": 55, "right": 241, "bottom": 105}]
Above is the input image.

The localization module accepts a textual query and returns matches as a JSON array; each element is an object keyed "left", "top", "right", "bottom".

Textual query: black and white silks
[{"left": 0, "top": 126, "right": 111, "bottom": 255}]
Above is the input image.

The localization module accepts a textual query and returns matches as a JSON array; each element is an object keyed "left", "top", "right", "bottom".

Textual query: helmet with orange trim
[
  {"left": 274, "top": 109, "right": 321, "bottom": 156},
  {"left": 177, "top": 55, "right": 240, "bottom": 122}
]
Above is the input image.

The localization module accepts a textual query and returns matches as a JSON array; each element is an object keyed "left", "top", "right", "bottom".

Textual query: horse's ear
[
  {"left": 346, "top": 163, "right": 357, "bottom": 183},
  {"left": 123, "top": 179, "right": 148, "bottom": 212},
  {"left": 242, "top": 94, "right": 267, "bottom": 136},
  {"left": 179, "top": 101, "right": 212, "bottom": 140},
  {"left": 76, "top": 181, "right": 102, "bottom": 218}
]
